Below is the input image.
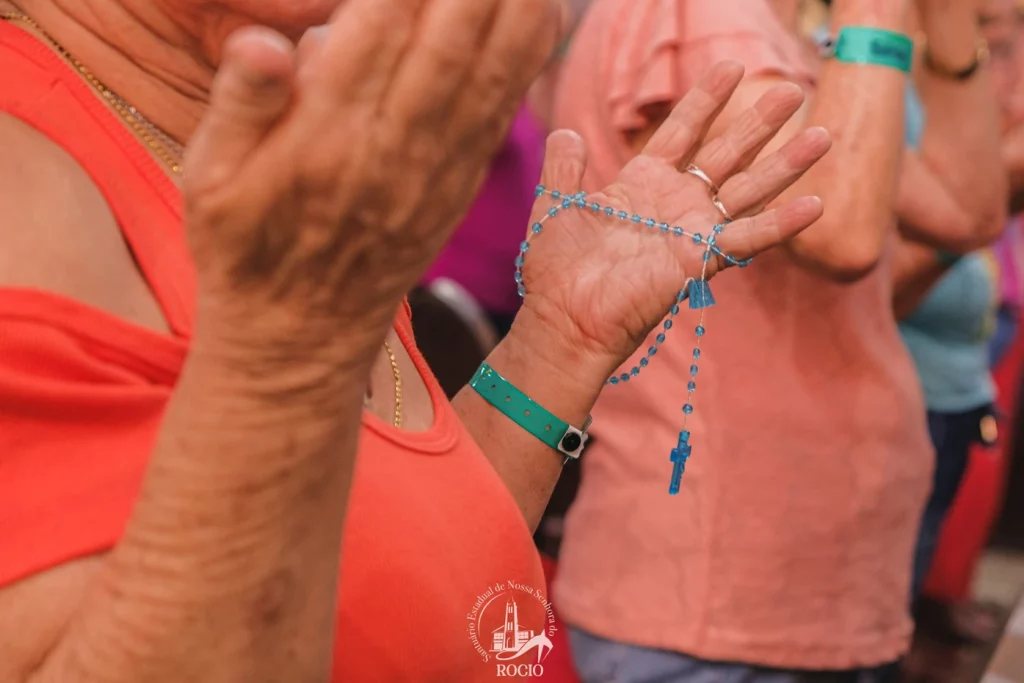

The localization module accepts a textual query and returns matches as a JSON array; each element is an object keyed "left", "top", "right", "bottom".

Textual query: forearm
[
  {"left": 37, "top": 325, "right": 372, "bottom": 683},
  {"left": 892, "top": 235, "right": 950, "bottom": 319},
  {"left": 908, "top": 27, "right": 1006, "bottom": 249},
  {"left": 779, "top": 0, "right": 912, "bottom": 279},
  {"left": 452, "top": 307, "right": 607, "bottom": 530}
]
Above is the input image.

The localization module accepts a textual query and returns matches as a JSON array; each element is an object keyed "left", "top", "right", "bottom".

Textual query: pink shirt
[{"left": 553, "top": 0, "right": 934, "bottom": 669}]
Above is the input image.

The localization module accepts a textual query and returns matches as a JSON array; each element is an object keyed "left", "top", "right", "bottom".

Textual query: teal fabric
[
  {"left": 898, "top": 84, "right": 997, "bottom": 412},
  {"left": 900, "top": 254, "right": 997, "bottom": 411}
]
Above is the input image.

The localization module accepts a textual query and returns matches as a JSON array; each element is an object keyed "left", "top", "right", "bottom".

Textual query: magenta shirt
[{"left": 423, "top": 109, "right": 547, "bottom": 315}]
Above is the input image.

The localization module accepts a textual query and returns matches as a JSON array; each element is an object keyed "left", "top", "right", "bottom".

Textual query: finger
[
  {"left": 381, "top": 0, "right": 504, "bottom": 129},
  {"left": 446, "top": 0, "right": 560, "bottom": 140},
  {"left": 690, "top": 82, "right": 805, "bottom": 187},
  {"left": 296, "top": 26, "right": 327, "bottom": 66},
  {"left": 640, "top": 61, "right": 745, "bottom": 168},
  {"left": 314, "top": 0, "right": 429, "bottom": 101},
  {"left": 528, "top": 130, "right": 589, "bottom": 232},
  {"left": 715, "top": 126, "right": 832, "bottom": 219},
  {"left": 713, "top": 196, "right": 824, "bottom": 263},
  {"left": 186, "top": 27, "right": 295, "bottom": 188}
]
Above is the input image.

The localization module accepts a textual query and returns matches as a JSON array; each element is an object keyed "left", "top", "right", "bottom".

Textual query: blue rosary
[{"left": 517, "top": 183, "right": 751, "bottom": 494}]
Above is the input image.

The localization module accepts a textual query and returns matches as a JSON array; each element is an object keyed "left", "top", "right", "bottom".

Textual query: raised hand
[
  {"left": 183, "top": 0, "right": 562, "bottom": 361},
  {"left": 515, "top": 62, "right": 832, "bottom": 374}
]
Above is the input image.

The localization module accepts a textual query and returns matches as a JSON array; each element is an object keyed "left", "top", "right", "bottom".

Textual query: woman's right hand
[{"left": 183, "top": 0, "right": 561, "bottom": 365}]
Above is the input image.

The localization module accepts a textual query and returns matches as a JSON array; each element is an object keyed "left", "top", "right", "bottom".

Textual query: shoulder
[{"left": 0, "top": 112, "right": 167, "bottom": 331}]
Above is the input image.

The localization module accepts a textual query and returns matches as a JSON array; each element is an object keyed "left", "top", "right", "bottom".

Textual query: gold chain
[
  {"left": 1, "top": 10, "right": 184, "bottom": 175},
  {"left": 2, "top": 7, "right": 404, "bottom": 427},
  {"left": 382, "top": 341, "right": 403, "bottom": 429}
]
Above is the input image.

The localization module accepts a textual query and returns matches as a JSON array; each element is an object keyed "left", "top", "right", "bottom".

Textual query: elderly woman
[
  {"left": 552, "top": 0, "right": 1004, "bottom": 681},
  {"left": 0, "top": 0, "right": 829, "bottom": 681}
]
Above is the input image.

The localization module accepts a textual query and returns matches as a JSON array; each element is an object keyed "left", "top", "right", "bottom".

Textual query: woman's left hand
[{"left": 513, "top": 61, "right": 831, "bottom": 378}]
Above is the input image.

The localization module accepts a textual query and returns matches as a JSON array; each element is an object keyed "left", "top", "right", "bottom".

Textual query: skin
[
  {"left": 633, "top": 0, "right": 1005, "bottom": 281},
  {"left": 893, "top": 0, "right": 1017, "bottom": 318},
  {"left": 0, "top": 0, "right": 831, "bottom": 681}
]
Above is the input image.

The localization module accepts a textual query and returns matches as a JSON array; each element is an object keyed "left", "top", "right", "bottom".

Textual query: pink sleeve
[{"left": 605, "top": 0, "right": 814, "bottom": 132}]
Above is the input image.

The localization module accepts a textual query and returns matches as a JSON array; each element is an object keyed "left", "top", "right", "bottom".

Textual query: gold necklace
[
  {"left": 2, "top": 7, "right": 405, "bottom": 429},
  {"left": 382, "top": 341, "right": 403, "bottom": 429},
  {"left": 1, "top": 10, "right": 184, "bottom": 174}
]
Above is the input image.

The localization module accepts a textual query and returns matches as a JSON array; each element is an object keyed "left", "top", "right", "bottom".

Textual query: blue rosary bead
[{"left": 520, "top": 187, "right": 753, "bottom": 495}]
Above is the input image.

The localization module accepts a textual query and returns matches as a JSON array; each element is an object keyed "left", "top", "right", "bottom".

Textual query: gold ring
[
  {"left": 685, "top": 164, "right": 720, "bottom": 194},
  {"left": 712, "top": 195, "right": 733, "bottom": 222}
]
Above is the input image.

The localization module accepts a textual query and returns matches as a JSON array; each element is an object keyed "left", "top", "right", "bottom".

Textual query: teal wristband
[
  {"left": 469, "top": 363, "right": 591, "bottom": 460},
  {"left": 831, "top": 27, "right": 914, "bottom": 74}
]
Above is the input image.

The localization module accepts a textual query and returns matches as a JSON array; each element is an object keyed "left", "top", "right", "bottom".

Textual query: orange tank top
[{"left": 0, "top": 21, "right": 549, "bottom": 682}]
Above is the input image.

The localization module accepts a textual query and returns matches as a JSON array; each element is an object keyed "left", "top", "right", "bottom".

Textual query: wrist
[{"left": 489, "top": 307, "right": 612, "bottom": 429}]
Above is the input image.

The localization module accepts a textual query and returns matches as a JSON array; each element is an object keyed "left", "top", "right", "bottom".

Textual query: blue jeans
[{"left": 569, "top": 628, "right": 898, "bottom": 683}]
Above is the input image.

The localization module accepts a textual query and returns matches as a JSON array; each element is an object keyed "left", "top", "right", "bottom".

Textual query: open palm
[{"left": 518, "top": 62, "right": 831, "bottom": 370}]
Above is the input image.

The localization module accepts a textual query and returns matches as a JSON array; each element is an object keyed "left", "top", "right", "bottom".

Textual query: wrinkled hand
[
  {"left": 183, "top": 0, "right": 561, "bottom": 360},
  {"left": 516, "top": 62, "right": 831, "bottom": 374}
]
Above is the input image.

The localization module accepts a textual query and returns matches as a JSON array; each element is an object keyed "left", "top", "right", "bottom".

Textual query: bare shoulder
[{"left": 0, "top": 113, "right": 168, "bottom": 332}]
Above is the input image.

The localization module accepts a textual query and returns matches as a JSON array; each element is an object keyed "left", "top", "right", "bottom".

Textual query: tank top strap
[{"left": 0, "top": 20, "right": 195, "bottom": 337}]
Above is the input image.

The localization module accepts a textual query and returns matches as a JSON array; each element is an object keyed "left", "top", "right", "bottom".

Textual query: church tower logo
[{"left": 467, "top": 580, "right": 557, "bottom": 678}]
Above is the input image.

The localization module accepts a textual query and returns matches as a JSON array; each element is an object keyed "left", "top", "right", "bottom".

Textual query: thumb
[
  {"left": 539, "top": 129, "right": 588, "bottom": 197},
  {"left": 185, "top": 27, "right": 296, "bottom": 188}
]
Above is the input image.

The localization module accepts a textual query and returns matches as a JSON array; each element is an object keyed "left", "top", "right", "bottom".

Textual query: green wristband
[
  {"left": 832, "top": 27, "right": 914, "bottom": 74},
  {"left": 469, "top": 363, "right": 590, "bottom": 460}
]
